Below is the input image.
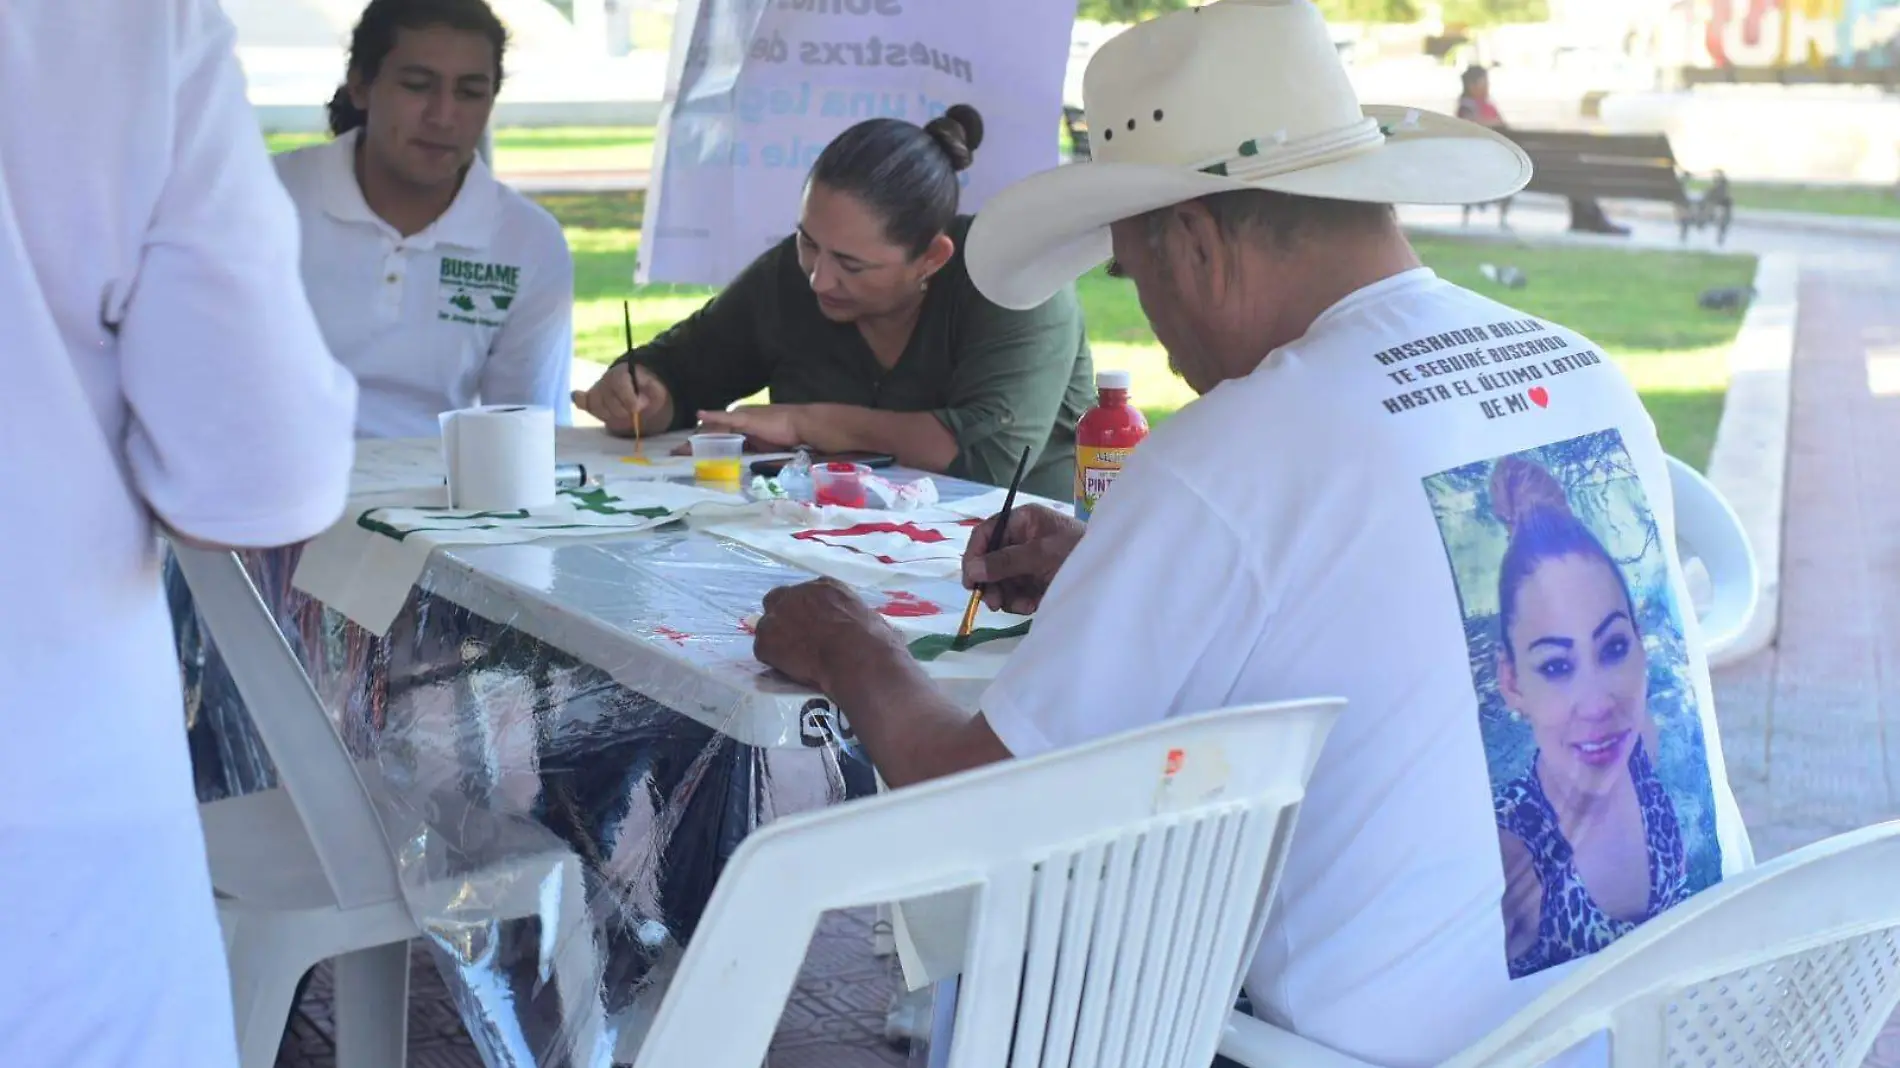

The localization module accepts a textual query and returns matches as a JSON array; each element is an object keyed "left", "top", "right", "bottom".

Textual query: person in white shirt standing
[
  {"left": 746, "top": 2, "right": 1755, "bottom": 1065},
  {"left": 273, "top": 0, "right": 575, "bottom": 438},
  {"left": 0, "top": 1, "right": 358, "bottom": 1064}
]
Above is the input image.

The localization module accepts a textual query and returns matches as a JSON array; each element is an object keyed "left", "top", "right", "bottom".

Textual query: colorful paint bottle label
[
  {"left": 1074, "top": 369, "right": 1148, "bottom": 522},
  {"left": 1075, "top": 445, "right": 1132, "bottom": 521}
]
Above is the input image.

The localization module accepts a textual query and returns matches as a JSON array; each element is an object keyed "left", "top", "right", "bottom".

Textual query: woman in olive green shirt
[{"left": 572, "top": 105, "right": 1094, "bottom": 500}]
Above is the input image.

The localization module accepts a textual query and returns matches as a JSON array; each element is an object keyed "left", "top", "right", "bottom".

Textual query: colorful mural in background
[{"left": 1692, "top": 0, "right": 1900, "bottom": 70}]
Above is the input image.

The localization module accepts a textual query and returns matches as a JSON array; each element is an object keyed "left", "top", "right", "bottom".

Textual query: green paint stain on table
[{"left": 907, "top": 620, "right": 1033, "bottom": 662}]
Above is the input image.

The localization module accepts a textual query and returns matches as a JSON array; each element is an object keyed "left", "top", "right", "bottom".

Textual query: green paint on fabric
[
  {"left": 563, "top": 485, "right": 675, "bottom": 519},
  {"left": 356, "top": 494, "right": 673, "bottom": 543},
  {"left": 906, "top": 620, "right": 1033, "bottom": 662}
]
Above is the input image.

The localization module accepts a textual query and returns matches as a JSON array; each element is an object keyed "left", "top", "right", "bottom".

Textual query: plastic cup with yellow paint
[{"left": 689, "top": 432, "right": 745, "bottom": 485}]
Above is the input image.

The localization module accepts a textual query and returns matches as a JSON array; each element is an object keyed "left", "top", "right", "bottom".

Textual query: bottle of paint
[{"left": 1074, "top": 369, "right": 1148, "bottom": 521}]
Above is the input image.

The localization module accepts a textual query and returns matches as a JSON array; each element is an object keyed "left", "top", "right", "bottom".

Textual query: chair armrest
[
  {"left": 1218, "top": 1010, "right": 1382, "bottom": 1067},
  {"left": 1664, "top": 455, "right": 1759, "bottom": 662}
]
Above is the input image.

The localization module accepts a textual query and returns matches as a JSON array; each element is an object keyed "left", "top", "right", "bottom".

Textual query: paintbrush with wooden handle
[
  {"left": 955, "top": 445, "right": 1033, "bottom": 649},
  {"left": 623, "top": 299, "right": 643, "bottom": 457}
]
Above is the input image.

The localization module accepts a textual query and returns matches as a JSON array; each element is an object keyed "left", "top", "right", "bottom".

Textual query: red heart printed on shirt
[{"left": 1528, "top": 387, "right": 1550, "bottom": 408}]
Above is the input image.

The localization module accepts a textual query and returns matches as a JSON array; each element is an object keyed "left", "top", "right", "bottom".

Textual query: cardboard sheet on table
[{"left": 295, "top": 479, "right": 753, "bottom": 636}]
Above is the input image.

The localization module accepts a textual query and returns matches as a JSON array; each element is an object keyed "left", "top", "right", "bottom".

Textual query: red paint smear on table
[
  {"left": 877, "top": 591, "right": 940, "bottom": 618},
  {"left": 654, "top": 625, "right": 693, "bottom": 645},
  {"left": 791, "top": 521, "right": 954, "bottom": 566}
]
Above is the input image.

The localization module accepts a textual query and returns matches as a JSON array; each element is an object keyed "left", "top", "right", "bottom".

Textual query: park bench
[{"left": 1464, "top": 130, "right": 1733, "bottom": 245}]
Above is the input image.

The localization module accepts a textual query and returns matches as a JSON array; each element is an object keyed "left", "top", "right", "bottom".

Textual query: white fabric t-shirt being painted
[
  {"left": 274, "top": 128, "right": 574, "bottom": 438},
  {"left": 982, "top": 267, "right": 1753, "bottom": 1065}
]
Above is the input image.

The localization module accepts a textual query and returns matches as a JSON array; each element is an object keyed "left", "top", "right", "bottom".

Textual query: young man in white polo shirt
[
  {"left": 748, "top": 2, "right": 1754, "bottom": 1065},
  {"left": 274, "top": 0, "right": 575, "bottom": 438},
  {"left": 0, "top": 1, "right": 358, "bottom": 1063}
]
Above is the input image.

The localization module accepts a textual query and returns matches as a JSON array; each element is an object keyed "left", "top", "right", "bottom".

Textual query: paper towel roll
[{"left": 439, "top": 405, "right": 558, "bottom": 510}]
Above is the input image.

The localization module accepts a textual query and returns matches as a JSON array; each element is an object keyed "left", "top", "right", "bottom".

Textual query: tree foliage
[
  {"left": 1439, "top": 0, "right": 1550, "bottom": 27},
  {"left": 1313, "top": 0, "right": 1421, "bottom": 22},
  {"left": 1073, "top": 0, "right": 1188, "bottom": 23}
]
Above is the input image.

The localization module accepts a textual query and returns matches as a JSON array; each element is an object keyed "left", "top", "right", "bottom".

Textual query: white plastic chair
[
  {"left": 1219, "top": 820, "right": 1900, "bottom": 1067},
  {"left": 622, "top": 697, "right": 1344, "bottom": 1068},
  {"left": 1667, "top": 454, "right": 1760, "bottom": 664},
  {"left": 174, "top": 547, "right": 601, "bottom": 1068}
]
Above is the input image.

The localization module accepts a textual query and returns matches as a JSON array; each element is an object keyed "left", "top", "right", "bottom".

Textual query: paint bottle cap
[{"left": 1096, "top": 369, "right": 1133, "bottom": 391}]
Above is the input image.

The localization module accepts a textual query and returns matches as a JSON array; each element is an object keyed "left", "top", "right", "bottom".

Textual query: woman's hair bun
[
  {"left": 923, "top": 103, "right": 985, "bottom": 173},
  {"left": 1488, "top": 455, "right": 1572, "bottom": 533}
]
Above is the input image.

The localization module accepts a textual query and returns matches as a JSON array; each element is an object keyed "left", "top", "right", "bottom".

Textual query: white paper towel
[{"left": 439, "top": 405, "right": 558, "bottom": 510}]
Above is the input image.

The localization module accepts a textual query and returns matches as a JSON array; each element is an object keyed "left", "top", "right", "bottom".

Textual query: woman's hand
[
  {"left": 572, "top": 362, "right": 673, "bottom": 436},
  {"left": 694, "top": 404, "right": 805, "bottom": 449}
]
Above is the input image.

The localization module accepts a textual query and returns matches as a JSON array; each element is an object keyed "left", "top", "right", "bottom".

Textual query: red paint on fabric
[
  {"left": 791, "top": 521, "right": 955, "bottom": 565},
  {"left": 654, "top": 625, "right": 692, "bottom": 645},
  {"left": 877, "top": 591, "right": 940, "bottom": 618}
]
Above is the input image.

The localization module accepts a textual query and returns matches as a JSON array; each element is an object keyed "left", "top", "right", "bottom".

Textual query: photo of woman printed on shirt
[{"left": 1424, "top": 429, "right": 1724, "bottom": 980}]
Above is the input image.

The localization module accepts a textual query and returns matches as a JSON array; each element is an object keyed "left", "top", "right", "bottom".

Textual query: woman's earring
[{"left": 919, "top": 275, "right": 931, "bottom": 292}]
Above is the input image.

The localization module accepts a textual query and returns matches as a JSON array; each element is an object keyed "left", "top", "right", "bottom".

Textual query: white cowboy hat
[{"left": 966, "top": 0, "right": 1533, "bottom": 310}]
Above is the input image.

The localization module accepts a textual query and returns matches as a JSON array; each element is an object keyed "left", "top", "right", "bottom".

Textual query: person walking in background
[{"left": 0, "top": 1, "right": 359, "bottom": 1063}]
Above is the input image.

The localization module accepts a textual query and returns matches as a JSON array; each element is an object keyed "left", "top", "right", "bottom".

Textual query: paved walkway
[
  {"left": 275, "top": 911, "right": 908, "bottom": 1067},
  {"left": 1718, "top": 246, "right": 1900, "bottom": 1065},
  {"left": 1713, "top": 249, "right": 1900, "bottom": 861},
  {"left": 1700, "top": 237, "right": 1900, "bottom": 1065}
]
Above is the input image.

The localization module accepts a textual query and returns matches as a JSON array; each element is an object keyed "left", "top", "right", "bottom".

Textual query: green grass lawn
[
  {"left": 539, "top": 192, "right": 1756, "bottom": 469},
  {"left": 268, "top": 123, "right": 1071, "bottom": 175},
  {"left": 265, "top": 126, "right": 656, "bottom": 173},
  {"left": 1689, "top": 178, "right": 1900, "bottom": 221},
  {"left": 267, "top": 124, "right": 1900, "bottom": 224}
]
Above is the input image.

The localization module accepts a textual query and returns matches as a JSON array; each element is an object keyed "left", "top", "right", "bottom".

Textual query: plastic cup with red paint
[{"left": 812, "top": 461, "right": 871, "bottom": 507}]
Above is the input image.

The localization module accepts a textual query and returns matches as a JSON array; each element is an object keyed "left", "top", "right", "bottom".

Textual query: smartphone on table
[{"left": 750, "top": 451, "right": 896, "bottom": 478}]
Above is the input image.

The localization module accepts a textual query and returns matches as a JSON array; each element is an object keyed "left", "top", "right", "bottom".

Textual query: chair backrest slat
[
  {"left": 1150, "top": 818, "right": 1237, "bottom": 1068},
  {"left": 629, "top": 698, "right": 1344, "bottom": 1068}
]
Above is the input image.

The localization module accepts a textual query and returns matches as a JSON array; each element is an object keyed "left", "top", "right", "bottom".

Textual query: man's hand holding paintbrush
[{"left": 958, "top": 503, "right": 1085, "bottom": 617}]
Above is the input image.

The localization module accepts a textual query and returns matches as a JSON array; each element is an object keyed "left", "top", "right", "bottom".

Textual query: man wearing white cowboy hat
[{"left": 750, "top": 1, "right": 1754, "bottom": 1063}]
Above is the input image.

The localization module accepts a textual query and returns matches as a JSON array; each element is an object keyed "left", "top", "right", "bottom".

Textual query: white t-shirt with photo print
[{"left": 980, "top": 267, "right": 1754, "bottom": 1066}]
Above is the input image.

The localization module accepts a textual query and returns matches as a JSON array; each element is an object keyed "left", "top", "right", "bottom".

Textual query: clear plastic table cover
[{"left": 168, "top": 488, "right": 996, "bottom": 1065}]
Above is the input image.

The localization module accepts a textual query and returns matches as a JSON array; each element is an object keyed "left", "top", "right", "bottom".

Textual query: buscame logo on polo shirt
[{"left": 438, "top": 256, "right": 522, "bottom": 327}]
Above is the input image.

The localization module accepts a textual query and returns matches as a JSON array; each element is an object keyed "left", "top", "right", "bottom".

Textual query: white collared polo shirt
[{"left": 274, "top": 129, "right": 574, "bottom": 438}]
